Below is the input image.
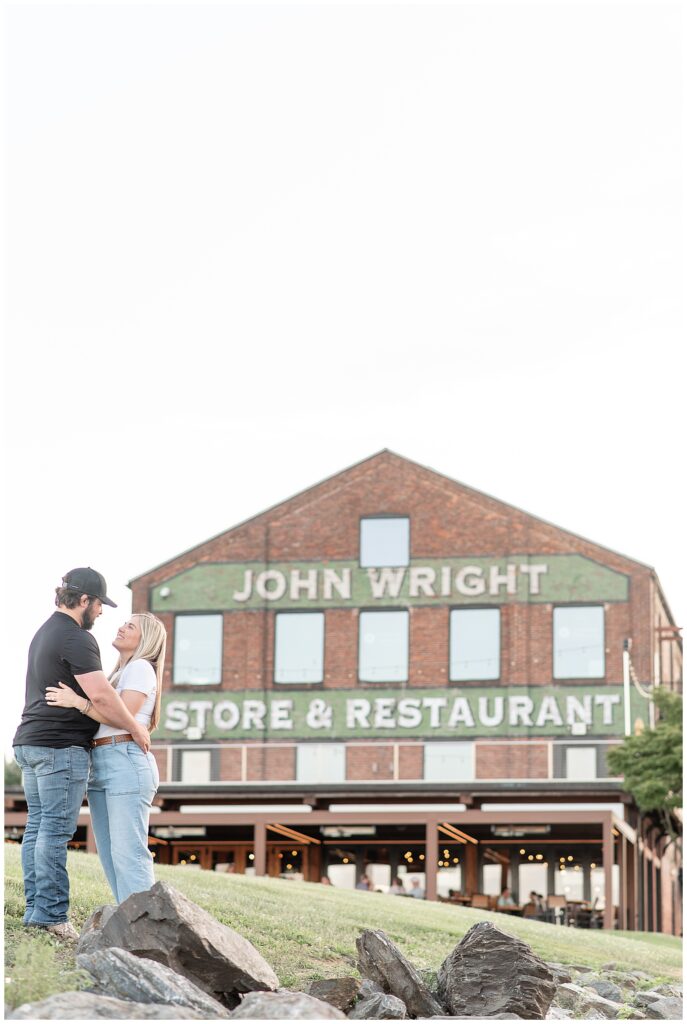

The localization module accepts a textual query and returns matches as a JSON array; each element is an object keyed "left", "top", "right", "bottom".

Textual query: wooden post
[
  {"left": 464, "top": 842, "right": 478, "bottom": 896},
  {"left": 254, "top": 822, "right": 266, "bottom": 877},
  {"left": 626, "top": 836, "right": 637, "bottom": 931},
  {"left": 602, "top": 816, "right": 614, "bottom": 930},
  {"left": 619, "top": 836, "right": 627, "bottom": 930},
  {"left": 425, "top": 822, "right": 438, "bottom": 901},
  {"left": 651, "top": 834, "right": 659, "bottom": 933}
]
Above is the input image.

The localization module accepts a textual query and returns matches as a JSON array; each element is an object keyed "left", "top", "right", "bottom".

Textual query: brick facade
[{"left": 135, "top": 450, "right": 681, "bottom": 790}]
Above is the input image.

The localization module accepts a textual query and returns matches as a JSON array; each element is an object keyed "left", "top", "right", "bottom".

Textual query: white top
[{"left": 94, "top": 659, "right": 157, "bottom": 739}]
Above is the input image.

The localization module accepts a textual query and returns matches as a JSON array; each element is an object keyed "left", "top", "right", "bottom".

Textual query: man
[{"left": 13, "top": 568, "right": 151, "bottom": 940}]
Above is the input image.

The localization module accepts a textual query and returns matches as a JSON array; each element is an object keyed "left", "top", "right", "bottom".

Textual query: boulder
[
  {"left": 356, "top": 929, "right": 443, "bottom": 1018},
  {"left": 77, "top": 904, "right": 117, "bottom": 956},
  {"left": 437, "top": 921, "right": 556, "bottom": 1020},
  {"left": 77, "top": 947, "right": 230, "bottom": 1017},
  {"left": 349, "top": 992, "right": 407, "bottom": 1019},
  {"left": 76, "top": 880, "right": 278, "bottom": 1007},
  {"left": 555, "top": 983, "right": 619, "bottom": 1019},
  {"left": 8, "top": 992, "right": 206, "bottom": 1019},
  {"left": 546, "top": 963, "right": 573, "bottom": 986},
  {"left": 644, "top": 996, "right": 684, "bottom": 1020},
  {"left": 229, "top": 990, "right": 346, "bottom": 1018},
  {"left": 360, "top": 979, "right": 385, "bottom": 999},
  {"left": 546, "top": 1008, "right": 573, "bottom": 1020},
  {"left": 309, "top": 978, "right": 361, "bottom": 1012},
  {"left": 586, "top": 981, "right": 624, "bottom": 1004}
]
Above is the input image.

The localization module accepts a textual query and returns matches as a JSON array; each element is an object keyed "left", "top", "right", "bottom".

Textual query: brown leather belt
[{"left": 91, "top": 733, "right": 134, "bottom": 748}]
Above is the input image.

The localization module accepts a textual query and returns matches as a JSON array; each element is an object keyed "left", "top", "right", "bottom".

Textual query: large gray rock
[
  {"left": 77, "top": 947, "right": 230, "bottom": 1017},
  {"left": 76, "top": 880, "right": 278, "bottom": 1006},
  {"left": 309, "top": 978, "right": 361, "bottom": 1012},
  {"left": 349, "top": 992, "right": 407, "bottom": 1019},
  {"left": 437, "top": 921, "right": 556, "bottom": 1020},
  {"left": 77, "top": 904, "right": 117, "bottom": 956},
  {"left": 228, "top": 990, "right": 346, "bottom": 1018},
  {"left": 586, "top": 981, "right": 624, "bottom": 1004},
  {"left": 8, "top": 992, "right": 206, "bottom": 1019},
  {"left": 356, "top": 929, "right": 443, "bottom": 1018},
  {"left": 555, "top": 983, "right": 619, "bottom": 1019},
  {"left": 644, "top": 996, "right": 684, "bottom": 1020}
]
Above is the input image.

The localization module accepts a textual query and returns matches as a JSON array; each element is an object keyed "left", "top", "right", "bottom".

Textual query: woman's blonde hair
[{"left": 109, "top": 613, "right": 167, "bottom": 732}]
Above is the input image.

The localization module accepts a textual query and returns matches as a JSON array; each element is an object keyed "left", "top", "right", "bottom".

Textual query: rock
[
  {"left": 587, "top": 981, "right": 624, "bottom": 1004},
  {"left": 546, "top": 963, "right": 573, "bottom": 985},
  {"left": 546, "top": 1008, "right": 573, "bottom": 1020},
  {"left": 77, "top": 947, "right": 230, "bottom": 1017},
  {"left": 360, "top": 979, "right": 385, "bottom": 999},
  {"left": 630, "top": 972, "right": 655, "bottom": 983},
  {"left": 349, "top": 992, "right": 407, "bottom": 1019},
  {"left": 604, "top": 972, "right": 639, "bottom": 991},
  {"left": 644, "top": 996, "right": 684, "bottom": 1020},
  {"left": 356, "top": 929, "right": 443, "bottom": 1018},
  {"left": 229, "top": 990, "right": 346, "bottom": 1019},
  {"left": 652, "top": 985, "right": 682, "bottom": 1000},
  {"left": 8, "top": 992, "right": 206, "bottom": 1019},
  {"left": 437, "top": 921, "right": 556, "bottom": 1020},
  {"left": 77, "top": 904, "right": 117, "bottom": 956},
  {"left": 634, "top": 993, "right": 662, "bottom": 1007},
  {"left": 555, "top": 983, "right": 619, "bottom": 1019},
  {"left": 76, "top": 880, "right": 278, "bottom": 1007},
  {"left": 309, "top": 978, "right": 361, "bottom": 1012}
]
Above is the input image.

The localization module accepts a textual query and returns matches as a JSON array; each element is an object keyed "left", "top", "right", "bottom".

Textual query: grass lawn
[{"left": 4, "top": 844, "right": 682, "bottom": 1011}]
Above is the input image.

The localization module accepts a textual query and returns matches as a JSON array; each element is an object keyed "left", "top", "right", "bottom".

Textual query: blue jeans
[
  {"left": 88, "top": 740, "right": 159, "bottom": 903},
  {"left": 14, "top": 744, "right": 90, "bottom": 926}
]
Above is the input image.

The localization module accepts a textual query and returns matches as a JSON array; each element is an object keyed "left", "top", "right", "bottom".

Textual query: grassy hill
[{"left": 4, "top": 844, "right": 682, "bottom": 1011}]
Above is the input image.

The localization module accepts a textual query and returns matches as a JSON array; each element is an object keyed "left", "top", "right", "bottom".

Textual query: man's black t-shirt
[{"left": 13, "top": 612, "right": 103, "bottom": 749}]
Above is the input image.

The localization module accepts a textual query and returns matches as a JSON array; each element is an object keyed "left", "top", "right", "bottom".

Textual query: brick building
[{"left": 6, "top": 451, "right": 683, "bottom": 932}]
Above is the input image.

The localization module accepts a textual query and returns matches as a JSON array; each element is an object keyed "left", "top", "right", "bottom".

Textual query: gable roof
[{"left": 129, "top": 448, "right": 653, "bottom": 584}]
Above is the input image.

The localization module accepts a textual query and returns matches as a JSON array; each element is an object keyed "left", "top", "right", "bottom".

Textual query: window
[
  {"left": 565, "top": 746, "right": 597, "bottom": 780},
  {"left": 275, "top": 613, "right": 324, "bottom": 684},
  {"left": 360, "top": 517, "right": 409, "bottom": 567},
  {"left": 450, "top": 608, "right": 500, "bottom": 681},
  {"left": 296, "top": 743, "right": 345, "bottom": 783},
  {"left": 173, "top": 614, "right": 223, "bottom": 685},
  {"left": 179, "top": 750, "right": 211, "bottom": 783},
  {"left": 553, "top": 606, "right": 604, "bottom": 679},
  {"left": 359, "top": 610, "right": 409, "bottom": 682},
  {"left": 424, "top": 741, "right": 475, "bottom": 782}
]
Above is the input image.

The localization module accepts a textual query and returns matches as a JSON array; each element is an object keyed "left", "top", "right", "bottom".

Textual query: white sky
[{"left": 3, "top": 1, "right": 683, "bottom": 759}]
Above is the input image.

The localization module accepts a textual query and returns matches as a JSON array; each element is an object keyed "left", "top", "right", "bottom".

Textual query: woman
[{"left": 45, "top": 612, "right": 166, "bottom": 904}]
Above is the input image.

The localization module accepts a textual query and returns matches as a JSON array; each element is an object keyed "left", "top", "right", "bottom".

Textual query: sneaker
[{"left": 43, "top": 921, "right": 79, "bottom": 941}]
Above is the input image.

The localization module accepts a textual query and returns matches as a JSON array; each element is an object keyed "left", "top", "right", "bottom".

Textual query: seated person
[
  {"left": 409, "top": 877, "right": 425, "bottom": 899},
  {"left": 496, "top": 886, "right": 516, "bottom": 907}
]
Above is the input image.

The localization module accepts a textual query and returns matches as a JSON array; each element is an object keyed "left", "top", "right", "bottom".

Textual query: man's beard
[{"left": 81, "top": 602, "right": 97, "bottom": 630}]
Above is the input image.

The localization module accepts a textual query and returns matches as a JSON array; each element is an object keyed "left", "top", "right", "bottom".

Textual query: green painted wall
[
  {"left": 151, "top": 554, "right": 628, "bottom": 612},
  {"left": 157, "top": 684, "right": 647, "bottom": 741}
]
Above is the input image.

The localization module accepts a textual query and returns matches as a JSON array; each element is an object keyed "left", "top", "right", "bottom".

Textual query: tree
[
  {"left": 607, "top": 688, "right": 682, "bottom": 848},
  {"left": 4, "top": 757, "right": 22, "bottom": 785}
]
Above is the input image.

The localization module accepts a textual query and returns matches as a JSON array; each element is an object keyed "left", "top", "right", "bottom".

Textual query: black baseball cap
[{"left": 62, "top": 567, "right": 117, "bottom": 608}]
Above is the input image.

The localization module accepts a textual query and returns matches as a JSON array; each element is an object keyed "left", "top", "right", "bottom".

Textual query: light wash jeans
[
  {"left": 14, "top": 744, "right": 90, "bottom": 926},
  {"left": 88, "top": 740, "right": 159, "bottom": 903}
]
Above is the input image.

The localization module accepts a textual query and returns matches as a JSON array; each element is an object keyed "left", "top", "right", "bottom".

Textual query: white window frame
[
  {"left": 274, "top": 612, "right": 325, "bottom": 685},
  {"left": 424, "top": 741, "right": 475, "bottom": 782},
  {"left": 173, "top": 613, "right": 223, "bottom": 685},
  {"left": 360, "top": 516, "right": 410, "bottom": 568},
  {"left": 449, "top": 607, "right": 501, "bottom": 681},
  {"left": 358, "top": 609, "right": 409, "bottom": 683},
  {"left": 296, "top": 743, "right": 345, "bottom": 783},
  {"left": 180, "top": 749, "right": 212, "bottom": 783}
]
